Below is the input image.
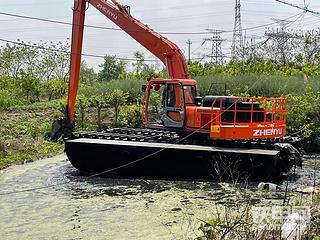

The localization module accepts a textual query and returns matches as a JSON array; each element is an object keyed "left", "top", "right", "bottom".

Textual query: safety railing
[{"left": 210, "top": 96, "right": 286, "bottom": 127}]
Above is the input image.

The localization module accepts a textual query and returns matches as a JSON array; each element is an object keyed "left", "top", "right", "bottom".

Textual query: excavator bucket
[{"left": 64, "top": 128, "right": 301, "bottom": 181}]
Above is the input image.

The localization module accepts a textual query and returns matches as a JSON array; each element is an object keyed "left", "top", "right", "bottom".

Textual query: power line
[
  {"left": 0, "top": 11, "right": 210, "bottom": 35},
  {"left": 0, "top": 11, "right": 305, "bottom": 35},
  {"left": 275, "top": 0, "right": 320, "bottom": 15},
  {"left": 0, "top": 37, "right": 208, "bottom": 63},
  {"left": 0, "top": 38, "right": 160, "bottom": 62}
]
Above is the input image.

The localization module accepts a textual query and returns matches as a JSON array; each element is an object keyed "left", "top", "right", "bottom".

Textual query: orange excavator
[{"left": 51, "top": 0, "right": 301, "bottom": 180}]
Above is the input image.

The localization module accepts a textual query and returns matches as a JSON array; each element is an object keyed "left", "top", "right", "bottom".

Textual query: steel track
[{"left": 70, "top": 127, "right": 301, "bottom": 150}]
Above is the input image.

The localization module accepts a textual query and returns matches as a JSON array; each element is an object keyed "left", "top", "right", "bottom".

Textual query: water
[{"left": 0, "top": 154, "right": 318, "bottom": 239}]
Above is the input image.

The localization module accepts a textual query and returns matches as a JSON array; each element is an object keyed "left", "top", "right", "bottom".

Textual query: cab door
[{"left": 163, "top": 83, "right": 185, "bottom": 128}]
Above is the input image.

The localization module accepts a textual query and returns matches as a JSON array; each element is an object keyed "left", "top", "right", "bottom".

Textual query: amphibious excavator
[{"left": 51, "top": 0, "right": 301, "bottom": 180}]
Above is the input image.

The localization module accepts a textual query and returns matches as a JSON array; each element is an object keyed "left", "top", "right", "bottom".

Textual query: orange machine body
[{"left": 143, "top": 78, "right": 286, "bottom": 140}]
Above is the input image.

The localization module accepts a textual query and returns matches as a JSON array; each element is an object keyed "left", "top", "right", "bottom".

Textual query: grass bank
[{"left": 0, "top": 107, "right": 63, "bottom": 169}]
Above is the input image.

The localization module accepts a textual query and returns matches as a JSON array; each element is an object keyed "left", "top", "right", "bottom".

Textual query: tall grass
[
  {"left": 195, "top": 73, "right": 320, "bottom": 97},
  {"left": 78, "top": 73, "right": 320, "bottom": 100}
]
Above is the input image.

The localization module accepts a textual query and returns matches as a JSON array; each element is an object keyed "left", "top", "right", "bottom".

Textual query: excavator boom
[{"left": 67, "top": 0, "right": 189, "bottom": 122}]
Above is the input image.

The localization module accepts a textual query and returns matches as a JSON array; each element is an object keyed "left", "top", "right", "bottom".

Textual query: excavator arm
[{"left": 67, "top": 0, "right": 189, "bottom": 124}]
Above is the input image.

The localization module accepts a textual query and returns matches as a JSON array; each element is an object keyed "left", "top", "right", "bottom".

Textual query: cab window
[{"left": 184, "top": 85, "right": 196, "bottom": 104}]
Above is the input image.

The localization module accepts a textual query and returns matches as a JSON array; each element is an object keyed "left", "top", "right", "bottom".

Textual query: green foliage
[
  {"left": 80, "top": 61, "right": 97, "bottom": 84},
  {"left": 107, "top": 89, "right": 129, "bottom": 125},
  {"left": 0, "top": 140, "right": 62, "bottom": 169},
  {"left": 89, "top": 94, "right": 109, "bottom": 130},
  {"left": 8, "top": 99, "right": 62, "bottom": 111},
  {"left": 98, "top": 55, "right": 127, "bottom": 81},
  {"left": 149, "top": 90, "right": 162, "bottom": 112},
  {"left": 0, "top": 41, "right": 69, "bottom": 81},
  {"left": 188, "top": 61, "right": 206, "bottom": 77},
  {"left": 0, "top": 89, "right": 25, "bottom": 110},
  {"left": 75, "top": 94, "right": 90, "bottom": 125},
  {"left": 35, "top": 41, "right": 70, "bottom": 81},
  {"left": 0, "top": 42, "right": 38, "bottom": 78},
  {"left": 43, "top": 78, "right": 68, "bottom": 101},
  {"left": 0, "top": 41, "right": 69, "bottom": 104},
  {"left": 195, "top": 73, "right": 318, "bottom": 97},
  {"left": 198, "top": 218, "right": 221, "bottom": 240},
  {"left": 89, "top": 94, "right": 108, "bottom": 111},
  {"left": 286, "top": 87, "right": 320, "bottom": 152},
  {"left": 117, "top": 104, "right": 142, "bottom": 128},
  {"left": 0, "top": 110, "right": 63, "bottom": 169},
  {"left": 80, "top": 78, "right": 144, "bottom": 104},
  {"left": 106, "top": 78, "right": 144, "bottom": 104},
  {"left": 18, "top": 72, "right": 41, "bottom": 102},
  {"left": 188, "top": 59, "right": 320, "bottom": 78},
  {"left": 132, "top": 51, "right": 146, "bottom": 73}
]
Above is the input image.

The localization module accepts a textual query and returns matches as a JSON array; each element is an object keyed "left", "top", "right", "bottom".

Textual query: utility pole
[
  {"left": 231, "top": 0, "right": 243, "bottom": 60},
  {"left": 275, "top": 0, "right": 320, "bottom": 15},
  {"left": 203, "top": 29, "right": 226, "bottom": 65},
  {"left": 248, "top": 35, "right": 257, "bottom": 61},
  {"left": 186, "top": 40, "right": 192, "bottom": 63}
]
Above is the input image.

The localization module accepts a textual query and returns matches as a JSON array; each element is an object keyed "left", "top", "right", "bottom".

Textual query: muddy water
[{"left": 0, "top": 154, "right": 318, "bottom": 240}]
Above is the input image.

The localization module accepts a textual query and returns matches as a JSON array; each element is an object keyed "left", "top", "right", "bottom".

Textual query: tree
[
  {"left": 0, "top": 42, "right": 38, "bottom": 79},
  {"left": 44, "top": 78, "right": 68, "bottom": 101},
  {"left": 36, "top": 41, "right": 70, "bottom": 82},
  {"left": 0, "top": 40, "right": 70, "bottom": 82},
  {"left": 98, "top": 55, "right": 126, "bottom": 81},
  {"left": 18, "top": 72, "right": 41, "bottom": 102},
  {"left": 80, "top": 61, "right": 97, "bottom": 84},
  {"left": 89, "top": 94, "right": 108, "bottom": 131},
  {"left": 132, "top": 51, "right": 146, "bottom": 73},
  {"left": 107, "top": 89, "right": 128, "bottom": 125},
  {"left": 301, "top": 29, "right": 320, "bottom": 65},
  {"left": 118, "top": 104, "right": 142, "bottom": 128},
  {"left": 75, "top": 94, "right": 89, "bottom": 126}
]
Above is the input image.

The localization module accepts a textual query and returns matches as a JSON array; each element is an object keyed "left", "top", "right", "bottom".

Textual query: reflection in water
[{"left": 0, "top": 154, "right": 318, "bottom": 239}]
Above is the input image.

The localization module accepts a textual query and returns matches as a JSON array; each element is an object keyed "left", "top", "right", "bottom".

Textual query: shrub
[
  {"left": 107, "top": 89, "right": 129, "bottom": 125},
  {"left": 75, "top": 94, "right": 90, "bottom": 125},
  {"left": 0, "top": 90, "right": 25, "bottom": 110},
  {"left": 117, "top": 104, "right": 142, "bottom": 128},
  {"left": 286, "top": 88, "right": 320, "bottom": 152},
  {"left": 89, "top": 94, "right": 108, "bottom": 131}
]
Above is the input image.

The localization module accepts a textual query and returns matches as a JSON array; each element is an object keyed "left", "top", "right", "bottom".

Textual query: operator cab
[{"left": 142, "top": 79, "right": 198, "bottom": 129}]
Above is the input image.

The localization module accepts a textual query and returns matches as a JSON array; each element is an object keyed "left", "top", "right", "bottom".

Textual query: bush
[
  {"left": 117, "top": 104, "right": 142, "bottom": 128},
  {"left": 79, "top": 78, "right": 144, "bottom": 104},
  {"left": 0, "top": 90, "right": 25, "bottom": 110},
  {"left": 286, "top": 88, "right": 320, "bottom": 152}
]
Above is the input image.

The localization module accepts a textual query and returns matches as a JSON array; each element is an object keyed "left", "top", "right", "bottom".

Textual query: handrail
[{"left": 210, "top": 96, "right": 286, "bottom": 127}]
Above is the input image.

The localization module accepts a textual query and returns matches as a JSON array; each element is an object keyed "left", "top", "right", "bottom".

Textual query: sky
[{"left": 0, "top": 0, "right": 319, "bottom": 70}]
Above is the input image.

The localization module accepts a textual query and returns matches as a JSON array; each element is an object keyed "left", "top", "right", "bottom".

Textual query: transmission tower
[
  {"left": 231, "top": 0, "right": 243, "bottom": 60},
  {"left": 203, "top": 29, "right": 226, "bottom": 65},
  {"left": 265, "top": 18, "right": 298, "bottom": 64}
]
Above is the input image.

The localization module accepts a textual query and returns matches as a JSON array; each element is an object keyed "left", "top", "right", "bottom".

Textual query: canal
[{"left": 0, "top": 154, "right": 318, "bottom": 239}]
